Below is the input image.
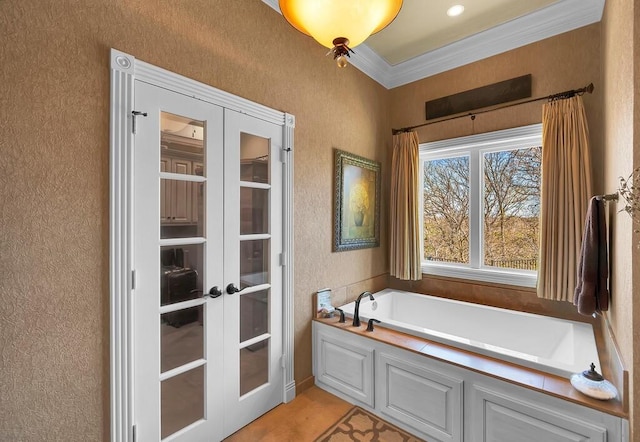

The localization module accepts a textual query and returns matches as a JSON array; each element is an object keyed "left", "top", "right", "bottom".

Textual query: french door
[{"left": 132, "top": 81, "right": 283, "bottom": 441}]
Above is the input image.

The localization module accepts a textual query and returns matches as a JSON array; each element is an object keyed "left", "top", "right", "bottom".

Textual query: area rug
[{"left": 315, "top": 406, "right": 425, "bottom": 442}]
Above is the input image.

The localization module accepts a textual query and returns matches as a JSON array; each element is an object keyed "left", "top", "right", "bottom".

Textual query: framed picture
[{"left": 333, "top": 149, "right": 381, "bottom": 251}]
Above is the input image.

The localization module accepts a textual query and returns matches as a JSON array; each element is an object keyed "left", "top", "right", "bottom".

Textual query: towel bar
[{"left": 595, "top": 193, "right": 618, "bottom": 202}]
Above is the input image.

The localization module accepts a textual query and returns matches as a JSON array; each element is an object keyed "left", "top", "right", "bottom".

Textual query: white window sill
[{"left": 421, "top": 262, "right": 537, "bottom": 288}]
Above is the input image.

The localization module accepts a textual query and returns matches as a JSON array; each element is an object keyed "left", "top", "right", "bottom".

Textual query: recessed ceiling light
[{"left": 447, "top": 5, "right": 465, "bottom": 17}]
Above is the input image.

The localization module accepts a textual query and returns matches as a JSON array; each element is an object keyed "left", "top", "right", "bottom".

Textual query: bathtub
[{"left": 339, "top": 288, "right": 600, "bottom": 378}]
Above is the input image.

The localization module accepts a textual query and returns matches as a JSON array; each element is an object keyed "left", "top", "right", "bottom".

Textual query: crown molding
[
  {"left": 348, "top": 44, "right": 395, "bottom": 89},
  {"left": 262, "top": 0, "right": 604, "bottom": 89},
  {"left": 262, "top": 0, "right": 279, "bottom": 12}
]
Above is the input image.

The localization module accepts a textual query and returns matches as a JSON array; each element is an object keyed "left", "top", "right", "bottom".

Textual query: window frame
[{"left": 419, "top": 124, "right": 542, "bottom": 288}]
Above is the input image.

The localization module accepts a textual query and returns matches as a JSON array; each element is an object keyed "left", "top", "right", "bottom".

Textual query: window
[{"left": 420, "top": 124, "right": 542, "bottom": 287}]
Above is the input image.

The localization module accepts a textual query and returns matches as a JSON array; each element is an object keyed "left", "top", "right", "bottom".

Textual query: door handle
[
  {"left": 207, "top": 286, "right": 223, "bottom": 298},
  {"left": 226, "top": 283, "right": 245, "bottom": 295}
]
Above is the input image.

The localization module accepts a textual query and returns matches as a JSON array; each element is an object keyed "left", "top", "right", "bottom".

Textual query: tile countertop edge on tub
[{"left": 312, "top": 316, "right": 628, "bottom": 419}]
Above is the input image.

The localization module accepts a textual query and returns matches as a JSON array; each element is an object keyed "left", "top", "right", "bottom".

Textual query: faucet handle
[
  {"left": 334, "top": 308, "right": 346, "bottom": 323},
  {"left": 366, "top": 318, "right": 381, "bottom": 332}
]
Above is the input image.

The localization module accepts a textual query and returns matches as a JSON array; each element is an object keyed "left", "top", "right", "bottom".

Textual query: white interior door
[
  {"left": 133, "top": 81, "right": 224, "bottom": 442},
  {"left": 222, "top": 110, "right": 284, "bottom": 435},
  {"left": 132, "top": 81, "right": 284, "bottom": 442}
]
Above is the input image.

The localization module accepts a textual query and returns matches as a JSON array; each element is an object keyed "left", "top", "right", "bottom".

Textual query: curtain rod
[{"left": 392, "top": 82, "right": 594, "bottom": 135}]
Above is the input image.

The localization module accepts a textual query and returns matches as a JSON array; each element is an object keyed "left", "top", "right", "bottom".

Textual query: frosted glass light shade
[{"left": 279, "top": 0, "right": 403, "bottom": 49}]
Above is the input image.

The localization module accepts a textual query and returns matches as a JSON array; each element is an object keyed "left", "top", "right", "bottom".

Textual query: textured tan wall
[
  {"left": 602, "top": 0, "right": 640, "bottom": 437},
  {"left": 0, "top": 1, "right": 390, "bottom": 440},
  {"left": 2, "top": 0, "right": 635, "bottom": 439},
  {"left": 389, "top": 24, "right": 604, "bottom": 192}
]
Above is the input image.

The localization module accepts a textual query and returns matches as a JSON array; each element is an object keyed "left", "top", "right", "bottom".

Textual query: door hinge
[
  {"left": 281, "top": 354, "right": 286, "bottom": 369},
  {"left": 280, "top": 147, "right": 291, "bottom": 163},
  {"left": 131, "top": 270, "right": 136, "bottom": 290},
  {"left": 131, "top": 110, "right": 147, "bottom": 134},
  {"left": 132, "top": 424, "right": 136, "bottom": 442},
  {"left": 279, "top": 252, "right": 286, "bottom": 267}
]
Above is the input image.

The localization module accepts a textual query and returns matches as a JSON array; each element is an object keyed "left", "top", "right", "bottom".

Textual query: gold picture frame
[{"left": 333, "top": 149, "right": 381, "bottom": 251}]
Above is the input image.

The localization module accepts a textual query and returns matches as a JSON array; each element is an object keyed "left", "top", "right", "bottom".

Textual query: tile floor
[{"left": 224, "top": 386, "right": 353, "bottom": 441}]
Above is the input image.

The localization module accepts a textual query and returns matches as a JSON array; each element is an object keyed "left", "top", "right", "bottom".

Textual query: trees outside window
[
  {"left": 423, "top": 156, "right": 470, "bottom": 264},
  {"left": 420, "top": 125, "right": 542, "bottom": 287},
  {"left": 482, "top": 147, "right": 540, "bottom": 270}
]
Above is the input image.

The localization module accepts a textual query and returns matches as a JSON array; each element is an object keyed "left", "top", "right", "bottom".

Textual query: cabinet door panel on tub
[
  {"left": 378, "top": 352, "right": 463, "bottom": 442},
  {"left": 470, "top": 385, "right": 606, "bottom": 442},
  {"left": 315, "top": 326, "right": 374, "bottom": 407}
]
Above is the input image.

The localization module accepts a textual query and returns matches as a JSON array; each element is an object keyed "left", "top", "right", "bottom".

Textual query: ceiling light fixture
[
  {"left": 279, "top": 0, "right": 403, "bottom": 68},
  {"left": 447, "top": 5, "right": 465, "bottom": 17}
]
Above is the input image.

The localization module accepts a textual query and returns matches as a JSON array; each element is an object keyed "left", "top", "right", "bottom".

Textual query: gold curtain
[
  {"left": 390, "top": 131, "right": 421, "bottom": 280},
  {"left": 537, "top": 95, "right": 593, "bottom": 301}
]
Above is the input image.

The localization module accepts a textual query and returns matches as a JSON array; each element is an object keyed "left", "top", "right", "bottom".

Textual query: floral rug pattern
[{"left": 315, "top": 407, "right": 425, "bottom": 442}]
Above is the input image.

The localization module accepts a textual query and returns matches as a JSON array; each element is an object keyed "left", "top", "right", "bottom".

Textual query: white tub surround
[
  {"left": 339, "top": 289, "right": 600, "bottom": 378},
  {"left": 313, "top": 319, "right": 628, "bottom": 442}
]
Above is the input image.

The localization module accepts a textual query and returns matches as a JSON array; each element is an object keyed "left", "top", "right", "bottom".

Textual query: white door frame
[{"left": 109, "top": 48, "right": 295, "bottom": 442}]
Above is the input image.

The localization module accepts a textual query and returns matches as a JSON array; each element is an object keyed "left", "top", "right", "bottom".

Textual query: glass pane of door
[
  {"left": 161, "top": 180, "right": 204, "bottom": 237},
  {"left": 161, "top": 366, "right": 205, "bottom": 439},
  {"left": 239, "top": 240, "right": 270, "bottom": 289},
  {"left": 240, "top": 340, "right": 269, "bottom": 396},
  {"left": 240, "top": 290, "right": 269, "bottom": 342},
  {"left": 240, "top": 188, "right": 269, "bottom": 235},
  {"left": 161, "top": 305, "right": 204, "bottom": 372},
  {"left": 162, "top": 112, "right": 205, "bottom": 176},
  {"left": 240, "top": 133, "right": 269, "bottom": 184},
  {"left": 160, "top": 245, "right": 203, "bottom": 305}
]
